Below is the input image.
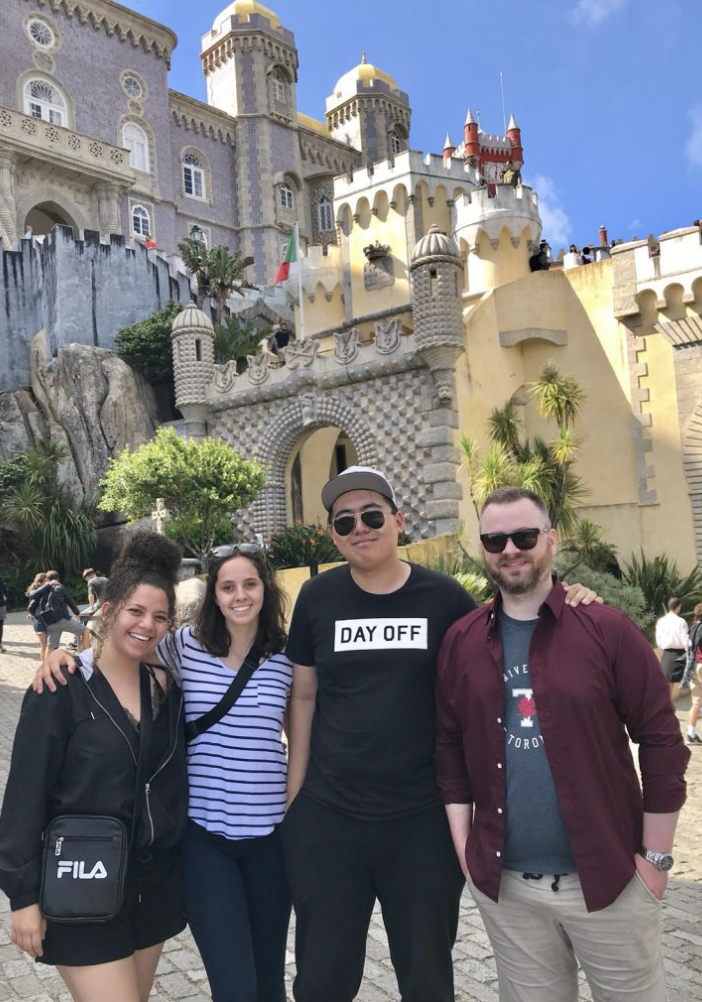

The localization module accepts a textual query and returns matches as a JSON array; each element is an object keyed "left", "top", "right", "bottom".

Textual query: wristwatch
[{"left": 639, "top": 847, "right": 674, "bottom": 871}]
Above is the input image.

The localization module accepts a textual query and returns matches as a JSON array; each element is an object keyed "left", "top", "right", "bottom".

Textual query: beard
[{"left": 485, "top": 552, "right": 552, "bottom": 595}]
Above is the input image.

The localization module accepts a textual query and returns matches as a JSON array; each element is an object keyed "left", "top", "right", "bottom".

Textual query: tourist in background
[
  {"left": 655, "top": 596, "right": 689, "bottom": 698},
  {"left": 26, "top": 572, "right": 49, "bottom": 661},
  {"left": 681, "top": 603, "right": 702, "bottom": 745}
]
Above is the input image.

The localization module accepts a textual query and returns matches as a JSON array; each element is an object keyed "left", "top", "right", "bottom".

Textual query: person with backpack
[{"left": 31, "top": 571, "right": 89, "bottom": 652}]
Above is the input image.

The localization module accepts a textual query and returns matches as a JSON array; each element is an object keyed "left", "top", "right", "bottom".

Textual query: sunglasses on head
[
  {"left": 479, "top": 527, "right": 550, "bottom": 554},
  {"left": 210, "top": 543, "right": 262, "bottom": 559},
  {"left": 332, "top": 508, "right": 386, "bottom": 536}
]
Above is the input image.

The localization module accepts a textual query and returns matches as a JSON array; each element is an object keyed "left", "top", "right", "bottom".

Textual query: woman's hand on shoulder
[
  {"left": 10, "top": 904, "right": 46, "bottom": 957},
  {"left": 32, "top": 648, "right": 77, "bottom": 694}
]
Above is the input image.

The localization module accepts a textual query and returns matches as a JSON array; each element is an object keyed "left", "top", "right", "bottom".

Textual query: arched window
[
  {"left": 271, "top": 76, "right": 286, "bottom": 103},
  {"left": 123, "top": 122, "right": 149, "bottom": 173},
  {"left": 389, "top": 130, "right": 403, "bottom": 156},
  {"left": 131, "top": 204, "right": 151, "bottom": 236},
  {"left": 317, "top": 196, "right": 333, "bottom": 232},
  {"left": 279, "top": 185, "right": 294, "bottom": 210},
  {"left": 24, "top": 79, "right": 65, "bottom": 125},
  {"left": 183, "top": 153, "right": 205, "bottom": 199}
]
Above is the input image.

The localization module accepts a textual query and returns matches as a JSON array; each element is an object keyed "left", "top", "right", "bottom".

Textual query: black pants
[
  {"left": 182, "top": 821, "right": 290, "bottom": 1002},
  {"left": 281, "top": 796, "right": 464, "bottom": 1002}
]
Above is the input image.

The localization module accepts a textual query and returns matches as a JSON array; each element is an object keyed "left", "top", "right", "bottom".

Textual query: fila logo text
[{"left": 57, "top": 861, "right": 108, "bottom": 879}]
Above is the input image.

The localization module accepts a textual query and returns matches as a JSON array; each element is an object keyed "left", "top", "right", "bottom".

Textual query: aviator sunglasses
[
  {"left": 332, "top": 509, "right": 386, "bottom": 536},
  {"left": 479, "top": 527, "right": 550, "bottom": 554}
]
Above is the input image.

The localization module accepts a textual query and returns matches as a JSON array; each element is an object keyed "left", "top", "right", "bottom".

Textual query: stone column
[
  {"left": 94, "top": 182, "right": 123, "bottom": 235},
  {"left": 0, "top": 148, "right": 19, "bottom": 248}
]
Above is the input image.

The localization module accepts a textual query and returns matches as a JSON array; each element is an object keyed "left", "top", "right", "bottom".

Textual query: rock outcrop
[{"left": 0, "top": 330, "right": 159, "bottom": 500}]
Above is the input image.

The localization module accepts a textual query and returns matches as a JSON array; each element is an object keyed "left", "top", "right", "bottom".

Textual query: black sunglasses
[
  {"left": 332, "top": 509, "right": 386, "bottom": 537},
  {"left": 479, "top": 527, "right": 550, "bottom": 554},
  {"left": 211, "top": 543, "right": 262, "bottom": 559}
]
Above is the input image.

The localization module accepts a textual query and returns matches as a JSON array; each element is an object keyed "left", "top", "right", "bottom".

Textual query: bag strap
[{"left": 185, "top": 643, "right": 261, "bottom": 743}]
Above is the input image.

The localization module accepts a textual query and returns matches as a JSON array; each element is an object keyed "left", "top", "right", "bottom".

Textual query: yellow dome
[
  {"left": 297, "top": 112, "right": 330, "bottom": 137},
  {"left": 333, "top": 55, "right": 398, "bottom": 100},
  {"left": 214, "top": 0, "right": 280, "bottom": 31}
]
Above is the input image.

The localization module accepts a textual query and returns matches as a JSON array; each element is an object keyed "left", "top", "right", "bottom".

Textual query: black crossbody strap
[{"left": 185, "top": 644, "right": 261, "bottom": 743}]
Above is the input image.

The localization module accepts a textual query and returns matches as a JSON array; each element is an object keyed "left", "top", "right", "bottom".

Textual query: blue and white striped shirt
[{"left": 159, "top": 627, "right": 292, "bottom": 840}]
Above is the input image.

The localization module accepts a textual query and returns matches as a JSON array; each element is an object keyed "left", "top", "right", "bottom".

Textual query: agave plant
[{"left": 622, "top": 551, "right": 702, "bottom": 619}]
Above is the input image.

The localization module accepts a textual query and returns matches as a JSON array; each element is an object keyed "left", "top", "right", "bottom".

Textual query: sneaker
[
  {"left": 686, "top": 733, "right": 702, "bottom": 744},
  {"left": 0, "top": 645, "right": 5, "bottom": 653}
]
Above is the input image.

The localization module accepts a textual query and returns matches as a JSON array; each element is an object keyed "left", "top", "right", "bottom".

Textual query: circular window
[
  {"left": 123, "top": 75, "right": 143, "bottom": 99},
  {"left": 28, "top": 18, "right": 54, "bottom": 48}
]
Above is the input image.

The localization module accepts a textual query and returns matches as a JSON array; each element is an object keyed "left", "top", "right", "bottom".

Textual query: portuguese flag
[{"left": 274, "top": 230, "right": 297, "bottom": 284}]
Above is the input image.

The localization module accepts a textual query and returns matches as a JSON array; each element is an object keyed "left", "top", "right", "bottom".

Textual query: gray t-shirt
[
  {"left": 88, "top": 576, "right": 108, "bottom": 606},
  {"left": 499, "top": 610, "right": 575, "bottom": 874}
]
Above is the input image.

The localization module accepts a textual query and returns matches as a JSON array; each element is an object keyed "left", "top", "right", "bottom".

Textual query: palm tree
[
  {"left": 177, "top": 240, "right": 255, "bottom": 322},
  {"left": 177, "top": 236, "right": 210, "bottom": 308}
]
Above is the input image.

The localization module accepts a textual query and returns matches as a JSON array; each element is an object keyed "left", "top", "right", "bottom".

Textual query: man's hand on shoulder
[
  {"left": 562, "top": 581, "right": 603, "bottom": 607},
  {"left": 32, "top": 648, "right": 77, "bottom": 693}
]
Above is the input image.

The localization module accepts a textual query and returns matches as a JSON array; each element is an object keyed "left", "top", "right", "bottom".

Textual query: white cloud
[
  {"left": 628, "top": 218, "right": 642, "bottom": 231},
  {"left": 532, "top": 174, "right": 572, "bottom": 249},
  {"left": 686, "top": 107, "right": 702, "bottom": 169},
  {"left": 570, "top": 0, "right": 630, "bottom": 28}
]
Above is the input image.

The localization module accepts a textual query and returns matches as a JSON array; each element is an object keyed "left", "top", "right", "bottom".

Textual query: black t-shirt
[{"left": 286, "top": 563, "right": 477, "bottom": 819}]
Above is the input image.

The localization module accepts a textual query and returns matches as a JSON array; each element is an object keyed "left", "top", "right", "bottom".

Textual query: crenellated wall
[{"left": 0, "top": 224, "right": 190, "bottom": 389}]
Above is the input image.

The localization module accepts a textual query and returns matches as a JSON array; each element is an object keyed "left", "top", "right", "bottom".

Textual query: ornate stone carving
[
  {"left": 285, "top": 338, "right": 319, "bottom": 370},
  {"left": 246, "top": 352, "right": 270, "bottom": 385},
  {"left": 375, "top": 319, "right": 401, "bottom": 355},
  {"left": 363, "top": 239, "right": 391, "bottom": 261},
  {"left": 363, "top": 255, "right": 394, "bottom": 291},
  {"left": 213, "top": 360, "right": 238, "bottom": 392},
  {"left": 300, "top": 393, "right": 318, "bottom": 427},
  {"left": 0, "top": 148, "right": 18, "bottom": 247},
  {"left": 334, "top": 328, "right": 359, "bottom": 364}
]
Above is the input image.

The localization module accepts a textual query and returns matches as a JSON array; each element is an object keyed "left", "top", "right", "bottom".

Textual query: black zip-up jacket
[
  {"left": 30, "top": 581, "right": 79, "bottom": 621},
  {"left": 0, "top": 658, "right": 187, "bottom": 910}
]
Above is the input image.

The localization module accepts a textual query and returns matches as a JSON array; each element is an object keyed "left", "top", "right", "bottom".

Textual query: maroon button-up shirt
[{"left": 435, "top": 581, "right": 690, "bottom": 912}]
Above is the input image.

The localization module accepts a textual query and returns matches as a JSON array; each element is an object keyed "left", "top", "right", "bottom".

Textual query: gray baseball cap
[{"left": 321, "top": 466, "right": 397, "bottom": 512}]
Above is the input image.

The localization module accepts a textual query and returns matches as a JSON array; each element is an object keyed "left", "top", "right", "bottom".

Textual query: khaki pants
[{"left": 468, "top": 870, "right": 667, "bottom": 1002}]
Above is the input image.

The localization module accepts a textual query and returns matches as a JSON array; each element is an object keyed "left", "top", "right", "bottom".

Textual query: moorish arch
[{"left": 249, "top": 393, "right": 379, "bottom": 538}]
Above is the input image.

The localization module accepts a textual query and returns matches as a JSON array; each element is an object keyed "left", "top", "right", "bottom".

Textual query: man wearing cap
[{"left": 282, "top": 468, "right": 596, "bottom": 1002}]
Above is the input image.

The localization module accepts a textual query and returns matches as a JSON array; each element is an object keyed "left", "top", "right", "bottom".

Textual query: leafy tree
[
  {"left": 267, "top": 522, "right": 342, "bottom": 577},
  {"left": 178, "top": 239, "right": 255, "bottom": 323},
  {"left": 214, "top": 315, "right": 267, "bottom": 370},
  {"left": 114, "top": 301, "right": 183, "bottom": 388},
  {"left": 165, "top": 512, "right": 236, "bottom": 555},
  {"left": 0, "top": 443, "right": 97, "bottom": 575},
  {"left": 98, "top": 427, "right": 265, "bottom": 566},
  {"left": 460, "top": 361, "right": 589, "bottom": 534},
  {"left": 621, "top": 551, "right": 702, "bottom": 620}
]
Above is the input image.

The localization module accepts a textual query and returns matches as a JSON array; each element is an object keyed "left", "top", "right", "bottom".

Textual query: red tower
[
  {"left": 443, "top": 132, "right": 455, "bottom": 165},
  {"left": 507, "top": 113, "right": 523, "bottom": 168},
  {"left": 464, "top": 108, "right": 480, "bottom": 165}
]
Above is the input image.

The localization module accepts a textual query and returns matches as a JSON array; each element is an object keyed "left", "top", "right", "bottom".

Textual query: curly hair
[
  {"left": 193, "top": 547, "right": 287, "bottom": 659},
  {"left": 102, "top": 531, "right": 182, "bottom": 622}
]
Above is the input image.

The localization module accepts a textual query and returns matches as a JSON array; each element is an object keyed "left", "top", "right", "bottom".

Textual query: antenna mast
[{"left": 500, "top": 71, "right": 507, "bottom": 133}]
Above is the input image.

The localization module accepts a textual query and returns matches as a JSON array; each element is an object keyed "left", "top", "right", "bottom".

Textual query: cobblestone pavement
[{"left": 0, "top": 615, "right": 700, "bottom": 1001}]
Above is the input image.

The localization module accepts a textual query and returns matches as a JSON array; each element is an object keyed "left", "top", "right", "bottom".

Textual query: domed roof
[
  {"left": 332, "top": 53, "right": 398, "bottom": 102},
  {"left": 411, "top": 225, "right": 461, "bottom": 263},
  {"left": 213, "top": 1, "right": 280, "bottom": 32},
  {"left": 171, "top": 304, "right": 215, "bottom": 337}
]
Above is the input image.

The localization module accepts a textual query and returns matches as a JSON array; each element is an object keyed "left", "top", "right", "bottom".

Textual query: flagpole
[{"left": 295, "top": 222, "right": 305, "bottom": 339}]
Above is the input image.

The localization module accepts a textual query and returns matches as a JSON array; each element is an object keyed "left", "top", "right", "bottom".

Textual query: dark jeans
[
  {"left": 281, "top": 796, "right": 465, "bottom": 1002},
  {"left": 182, "top": 821, "right": 290, "bottom": 1002}
]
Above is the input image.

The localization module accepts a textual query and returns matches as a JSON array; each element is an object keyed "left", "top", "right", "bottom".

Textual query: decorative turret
[
  {"left": 171, "top": 305, "right": 215, "bottom": 437},
  {"left": 443, "top": 132, "right": 455, "bottom": 166},
  {"left": 464, "top": 108, "right": 480, "bottom": 165},
  {"left": 410, "top": 225, "right": 464, "bottom": 406},
  {"left": 507, "top": 112, "right": 523, "bottom": 168}
]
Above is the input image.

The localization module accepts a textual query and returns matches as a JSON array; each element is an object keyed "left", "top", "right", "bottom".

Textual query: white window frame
[
  {"left": 123, "top": 122, "right": 150, "bottom": 173},
  {"left": 123, "top": 75, "right": 143, "bottom": 99},
  {"left": 24, "top": 79, "right": 65, "bottom": 125},
  {"left": 389, "top": 131, "right": 403, "bottom": 156},
  {"left": 183, "top": 154, "right": 206, "bottom": 200},
  {"left": 279, "top": 184, "right": 294, "bottom": 210},
  {"left": 131, "top": 204, "right": 151, "bottom": 237},
  {"left": 317, "top": 197, "right": 333, "bottom": 232},
  {"left": 271, "top": 75, "right": 286, "bottom": 103},
  {"left": 28, "top": 19, "right": 54, "bottom": 48}
]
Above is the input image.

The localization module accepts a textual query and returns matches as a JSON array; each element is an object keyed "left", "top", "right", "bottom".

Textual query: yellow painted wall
[{"left": 346, "top": 197, "right": 411, "bottom": 317}]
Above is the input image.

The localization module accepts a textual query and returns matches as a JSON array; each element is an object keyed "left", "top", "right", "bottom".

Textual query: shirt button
[
  {"left": 496, "top": 717, "right": 502, "bottom": 724},
  {"left": 497, "top": 808, "right": 503, "bottom": 814},
  {"left": 497, "top": 762, "right": 503, "bottom": 769},
  {"left": 496, "top": 851, "right": 501, "bottom": 858}
]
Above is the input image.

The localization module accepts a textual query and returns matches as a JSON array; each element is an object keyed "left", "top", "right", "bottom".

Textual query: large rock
[{"left": 0, "top": 331, "right": 159, "bottom": 500}]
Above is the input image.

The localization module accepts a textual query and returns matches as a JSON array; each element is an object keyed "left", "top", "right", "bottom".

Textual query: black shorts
[
  {"left": 661, "top": 649, "right": 686, "bottom": 683},
  {"left": 38, "top": 847, "right": 185, "bottom": 967}
]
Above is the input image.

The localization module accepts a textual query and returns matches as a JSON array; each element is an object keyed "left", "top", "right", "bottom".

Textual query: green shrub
[
  {"left": 621, "top": 551, "right": 702, "bottom": 619},
  {"left": 555, "top": 559, "right": 653, "bottom": 633},
  {"left": 165, "top": 513, "right": 236, "bottom": 558},
  {"left": 114, "top": 301, "right": 183, "bottom": 389},
  {"left": 267, "top": 523, "right": 341, "bottom": 576}
]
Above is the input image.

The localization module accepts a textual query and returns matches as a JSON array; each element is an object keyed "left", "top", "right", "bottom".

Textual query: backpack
[{"left": 37, "top": 587, "right": 65, "bottom": 626}]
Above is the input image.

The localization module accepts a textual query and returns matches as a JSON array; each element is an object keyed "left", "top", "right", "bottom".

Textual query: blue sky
[{"left": 134, "top": 0, "right": 700, "bottom": 251}]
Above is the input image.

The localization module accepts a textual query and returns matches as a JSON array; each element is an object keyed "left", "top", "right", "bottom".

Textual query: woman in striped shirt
[{"left": 161, "top": 544, "right": 292, "bottom": 1002}]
